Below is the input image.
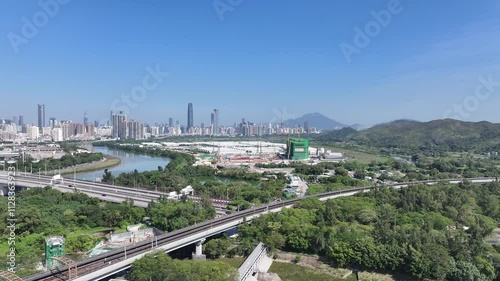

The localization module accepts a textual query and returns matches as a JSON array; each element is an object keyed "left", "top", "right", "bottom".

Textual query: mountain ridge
[
  {"left": 283, "top": 112, "right": 347, "bottom": 130},
  {"left": 317, "top": 118, "right": 500, "bottom": 154}
]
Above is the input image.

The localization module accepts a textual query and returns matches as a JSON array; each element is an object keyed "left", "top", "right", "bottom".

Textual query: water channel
[{"left": 75, "top": 146, "right": 171, "bottom": 181}]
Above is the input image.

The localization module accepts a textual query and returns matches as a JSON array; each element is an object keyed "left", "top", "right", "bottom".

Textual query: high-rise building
[
  {"left": 112, "top": 111, "right": 127, "bottom": 139},
  {"left": 127, "top": 120, "right": 144, "bottom": 140},
  {"left": 213, "top": 109, "right": 219, "bottom": 134},
  {"left": 13, "top": 116, "right": 19, "bottom": 126},
  {"left": 85, "top": 123, "right": 95, "bottom": 136},
  {"left": 31, "top": 126, "right": 40, "bottom": 139},
  {"left": 211, "top": 113, "right": 215, "bottom": 125},
  {"left": 51, "top": 128, "right": 63, "bottom": 142},
  {"left": 169, "top": 117, "right": 174, "bottom": 127},
  {"left": 83, "top": 112, "right": 88, "bottom": 126},
  {"left": 187, "top": 103, "right": 193, "bottom": 129},
  {"left": 49, "top": 117, "right": 56, "bottom": 129},
  {"left": 18, "top": 115, "right": 24, "bottom": 127},
  {"left": 37, "top": 104, "right": 45, "bottom": 130}
]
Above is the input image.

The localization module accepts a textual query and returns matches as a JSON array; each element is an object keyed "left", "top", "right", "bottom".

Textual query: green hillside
[{"left": 317, "top": 119, "right": 500, "bottom": 155}]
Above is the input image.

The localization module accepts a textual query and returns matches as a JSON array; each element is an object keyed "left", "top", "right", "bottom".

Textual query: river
[{"left": 75, "top": 146, "right": 171, "bottom": 181}]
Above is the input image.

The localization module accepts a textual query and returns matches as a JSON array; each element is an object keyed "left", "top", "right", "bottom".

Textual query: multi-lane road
[
  {"left": 14, "top": 176, "right": 496, "bottom": 281},
  {"left": 0, "top": 172, "right": 230, "bottom": 208}
]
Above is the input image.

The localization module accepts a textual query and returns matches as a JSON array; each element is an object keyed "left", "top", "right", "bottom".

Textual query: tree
[{"left": 130, "top": 252, "right": 238, "bottom": 281}]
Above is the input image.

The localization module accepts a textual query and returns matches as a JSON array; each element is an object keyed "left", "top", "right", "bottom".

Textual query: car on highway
[
  {"left": 68, "top": 184, "right": 73, "bottom": 187},
  {"left": 102, "top": 194, "right": 107, "bottom": 197}
]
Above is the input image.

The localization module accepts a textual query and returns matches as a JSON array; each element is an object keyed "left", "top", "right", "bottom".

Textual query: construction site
[
  {"left": 89, "top": 224, "right": 163, "bottom": 257},
  {"left": 162, "top": 141, "right": 287, "bottom": 166},
  {"left": 158, "top": 140, "right": 345, "bottom": 167}
]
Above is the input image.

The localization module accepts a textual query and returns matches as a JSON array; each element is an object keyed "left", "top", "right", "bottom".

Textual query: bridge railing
[{"left": 238, "top": 242, "right": 267, "bottom": 281}]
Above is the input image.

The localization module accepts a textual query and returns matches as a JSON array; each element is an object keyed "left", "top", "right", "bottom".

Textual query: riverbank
[{"left": 47, "top": 155, "right": 121, "bottom": 176}]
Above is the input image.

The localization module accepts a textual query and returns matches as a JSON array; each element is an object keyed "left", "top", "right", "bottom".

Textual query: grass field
[
  {"left": 269, "top": 261, "right": 355, "bottom": 281},
  {"left": 58, "top": 155, "right": 121, "bottom": 175},
  {"left": 217, "top": 256, "right": 413, "bottom": 281},
  {"left": 217, "top": 257, "right": 349, "bottom": 281},
  {"left": 216, "top": 257, "right": 245, "bottom": 268}
]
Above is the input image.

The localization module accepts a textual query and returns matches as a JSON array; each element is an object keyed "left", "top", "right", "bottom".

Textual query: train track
[{"left": 22, "top": 177, "right": 498, "bottom": 280}]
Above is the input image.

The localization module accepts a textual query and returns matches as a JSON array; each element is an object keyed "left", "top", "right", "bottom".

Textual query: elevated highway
[
  {"left": 15, "top": 177, "right": 496, "bottom": 281},
  {"left": 0, "top": 172, "right": 230, "bottom": 208}
]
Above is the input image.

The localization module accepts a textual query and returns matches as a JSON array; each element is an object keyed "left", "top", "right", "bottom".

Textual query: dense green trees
[
  {"left": 0, "top": 188, "right": 145, "bottom": 275},
  {"left": 203, "top": 237, "right": 232, "bottom": 259},
  {"left": 12, "top": 152, "right": 104, "bottom": 173},
  {"left": 147, "top": 197, "right": 215, "bottom": 231},
  {"left": 238, "top": 182, "right": 500, "bottom": 280},
  {"left": 129, "top": 252, "right": 238, "bottom": 281},
  {"left": 103, "top": 164, "right": 287, "bottom": 207},
  {"left": 0, "top": 187, "right": 217, "bottom": 276}
]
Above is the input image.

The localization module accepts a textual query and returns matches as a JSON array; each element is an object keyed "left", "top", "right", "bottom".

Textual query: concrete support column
[{"left": 192, "top": 239, "right": 206, "bottom": 260}]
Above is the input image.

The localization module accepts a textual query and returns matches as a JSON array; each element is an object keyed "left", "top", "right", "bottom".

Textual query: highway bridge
[
  {"left": 3, "top": 177, "right": 492, "bottom": 281},
  {"left": 0, "top": 172, "right": 231, "bottom": 208}
]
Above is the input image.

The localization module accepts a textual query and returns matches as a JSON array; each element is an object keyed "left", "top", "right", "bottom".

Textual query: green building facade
[
  {"left": 286, "top": 138, "right": 309, "bottom": 160},
  {"left": 45, "top": 236, "right": 65, "bottom": 268}
]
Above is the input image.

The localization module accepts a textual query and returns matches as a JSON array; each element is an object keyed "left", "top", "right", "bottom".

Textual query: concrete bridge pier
[{"left": 192, "top": 239, "right": 206, "bottom": 260}]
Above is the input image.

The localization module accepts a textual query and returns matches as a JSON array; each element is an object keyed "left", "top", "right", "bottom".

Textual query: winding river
[{"left": 75, "top": 146, "right": 171, "bottom": 181}]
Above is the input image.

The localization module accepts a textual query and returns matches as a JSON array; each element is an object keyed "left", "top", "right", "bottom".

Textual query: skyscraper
[
  {"left": 37, "top": 104, "right": 45, "bottom": 130},
  {"left": 83, "top": 112, "right": 88, "bottom": 126},
  {"left": 169, "top": 117, "right": 174, "bottom": 127},
  {"left": 213, "top": 109, "right": 219, "bottom": 134},
  {"left": 18, "top": 115, "right": 24, "bottom": 127},
  {"left": 187, "top": 103, "right": 193, "bottom": 129},
  {"left": 49, "top": 117, "right": 56, "bottom": 129},
  {"left": 112, "top": 111, "right": 127, "bottom": 139}
]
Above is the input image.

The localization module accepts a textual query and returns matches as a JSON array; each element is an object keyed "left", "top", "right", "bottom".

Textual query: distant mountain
[
  {"left": 349, "top": 124, "right": 366, "bottom": 131},
  {"left": 283, "top": 113, "right": 347, "bottom": 130},
  {"left": 317, "top": 119, "right": 500, "bottom": 154}
]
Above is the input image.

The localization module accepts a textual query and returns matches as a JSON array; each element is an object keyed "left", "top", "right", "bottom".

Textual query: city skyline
[{"left": 2, "top": 1, "right": 500, "bottom": 125}]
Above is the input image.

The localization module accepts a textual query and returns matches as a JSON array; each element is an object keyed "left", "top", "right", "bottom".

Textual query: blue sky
[{"left": 1, "top": 0, "right": 500, "bottom": 126}]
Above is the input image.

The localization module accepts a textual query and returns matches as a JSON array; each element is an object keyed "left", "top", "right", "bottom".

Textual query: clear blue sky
[{"left": 1, "top": 0, "right": 500, "bottom": 126}]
